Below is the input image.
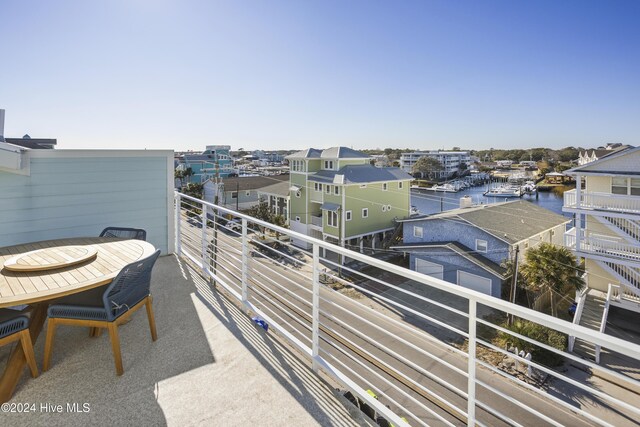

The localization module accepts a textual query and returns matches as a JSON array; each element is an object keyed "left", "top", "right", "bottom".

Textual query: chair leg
[
  {"left": 107, "top": 323, "right": 124, "bottom": 376},
  {"left": 43, "top": 318, "right": 57, "bottom": 372},
  {"left": 145, "top": 296, "right": 158, "bottom": 342},
  {"left": 19, "top": 330, "right": 39, "bottom": 378}
]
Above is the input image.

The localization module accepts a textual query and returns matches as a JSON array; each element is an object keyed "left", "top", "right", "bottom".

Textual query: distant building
[
  {"left": 394, "top": 201, "right": 569, "bottom": 297},
  {"left": 257, "top": 180, "right": 290, "bottom": 219},
  {"left": 577, "top": 143, "right": 631, "bottom": 166},
  {"left": 203, "top": 174, "right": 288, "bottom": 212},
  {"left": 495, "top": 160, "right": 513, "bottom": 169},
  {"left": 177, "top": 145, "right": 233, "bottom": 183},
  {"left": 287, "top": 147, "right": 412, "bottom": 253},
  {"left": 400, "top": 151, "right": 470, "bottom": 179}
]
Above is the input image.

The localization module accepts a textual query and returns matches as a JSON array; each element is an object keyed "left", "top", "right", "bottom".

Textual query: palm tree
[{"left": 519, "top": 243, "right": 585, "bottom": 317}]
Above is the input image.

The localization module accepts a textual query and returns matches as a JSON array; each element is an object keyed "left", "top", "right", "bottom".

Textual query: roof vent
[{"left": 460, "top": 196, "right": 473, "bottom": 209}]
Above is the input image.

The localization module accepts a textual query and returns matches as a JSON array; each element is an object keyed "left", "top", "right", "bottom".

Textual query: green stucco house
[{"left": 286, "top": 147, "right": 412, "bottom": 254}]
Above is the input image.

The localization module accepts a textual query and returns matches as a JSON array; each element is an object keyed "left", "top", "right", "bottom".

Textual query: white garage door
[
  {"left": 415, "top": 259, "right": 443, "bottom": 280},
  {"left": 457, "top": 271, "right": 492, "bottom": 295}
]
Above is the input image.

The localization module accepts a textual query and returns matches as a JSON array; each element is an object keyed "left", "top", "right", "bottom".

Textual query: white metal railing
[
  {"left": 311, "top": 214, "right": 322, "bottom": 227},
  {"left": 602, "top": 216, "right": 640, "bottom": 240},
  {"left": 568, "top": 286, "right": 589, "bottom": 352},
  {"left": 565, "top": 228, "right": 640, "bottom": 262},
  {"left": 603, "top": 260, "right": 640, "bottom": 288},
  {"left": 595, "top": 284, "right": 616, "bottom": 364},
  {"left": 175, "top": 192, "right": 640, "bottom": 427},
  {"left": 564, "top": 189, "right": 640, "bottom": 214}
]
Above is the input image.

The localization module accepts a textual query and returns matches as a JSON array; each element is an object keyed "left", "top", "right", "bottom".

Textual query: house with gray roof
[
  {"left": 286, "top": 147, "right": 413, "bottom": 255},
  {"left": 393, "top": 200, "right": 570, "bottom": 297},
  {"left": 257, "top": 180, "right": 290, "bottom": 219}
]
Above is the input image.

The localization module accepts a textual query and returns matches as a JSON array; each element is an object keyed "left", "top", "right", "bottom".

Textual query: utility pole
[{"left": 508, "top": 245, "right": 520, "bottom": 326}]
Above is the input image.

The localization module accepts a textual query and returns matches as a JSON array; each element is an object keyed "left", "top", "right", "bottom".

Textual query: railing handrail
[{"left": 177, "top": 191, "right": 640, "bottom": 360}]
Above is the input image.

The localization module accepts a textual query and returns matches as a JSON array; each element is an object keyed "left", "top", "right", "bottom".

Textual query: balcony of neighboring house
[
  {"left": 309, "top": 188, "right": 324, "bottom": 204},
  {"left": 310, "top": 213, "right": 323, "bottom": 230},
  {"left": 564, "top": 189, "right": 640, "bottom": 216},
  {"left": 564, "top": 227, "right": 640, "bottom": 265}
]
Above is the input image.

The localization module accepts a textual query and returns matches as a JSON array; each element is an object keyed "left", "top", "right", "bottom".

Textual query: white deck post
[
  {"left": 312, "top": 243, "right": 320, "bottom": 372},
  {"left": 575, "top": 173, "right": 582, "bottom": 252},
  {"left": 201, "top": 204, "right": 209, "bottom": 275},
  {"left": 175, "top": 194, "right": 181, "bottom": 256},
  {"left": 467, "top": 298, "right": 477, "bottom": 426},
  {"left": 241, "top": 218, "right": 249, "bottom": 307}
]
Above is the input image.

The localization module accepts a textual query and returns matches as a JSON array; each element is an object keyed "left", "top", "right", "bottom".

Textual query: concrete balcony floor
[{"left": 0, "top": 255, "right": 364, "bottom": 427}]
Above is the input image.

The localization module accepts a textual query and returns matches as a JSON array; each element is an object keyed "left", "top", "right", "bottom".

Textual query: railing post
[
  {"left": 575, "top": 173, "right": 582, "bottom": 252},
  {"left": 312, "top": 243, "right": 320, "bottom": 372},
  {"left": 201, "top": 204, "right": 209, "bottom": 275},
  {"left": 467, "top": 298, "right": 477, "bottom": 426},
  {"left": 241, "top": 218, "right": 249, "bottom": 307},
  {"left": 175, "top": 194, "right": 182, "bottom": 256}
]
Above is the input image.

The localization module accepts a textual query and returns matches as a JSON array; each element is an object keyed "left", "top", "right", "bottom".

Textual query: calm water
[{"left": 411, "top": 185, "right": 568, "bottom": 217}]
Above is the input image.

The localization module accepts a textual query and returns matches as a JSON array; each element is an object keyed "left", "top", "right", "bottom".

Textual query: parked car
[{"left": 225, "top": 219, "right": 242, "bottom": 232}]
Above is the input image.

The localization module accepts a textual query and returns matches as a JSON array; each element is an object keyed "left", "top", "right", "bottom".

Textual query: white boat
[
  {"left": 484, "top": 185, "right": 522, "bottom": 198},
  {"left": 522, "top": 181, "right": 537, "bottom": 194},
  {"left": 432, "top": 183, "right": 458, "bottom": 192}
]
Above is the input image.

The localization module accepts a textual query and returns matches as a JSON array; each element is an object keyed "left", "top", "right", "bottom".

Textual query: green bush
[{"left": 497, "top": 319, "right": 567, "bottom": 367}]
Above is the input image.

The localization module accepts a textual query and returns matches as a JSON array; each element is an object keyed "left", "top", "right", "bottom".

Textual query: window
[
  {"left": 346, "top": 210, "right": 352, "bottom": 221},
  {"left": 632, "top": 178, "right": 640, "bottom": 196},
  {"left": 324, "top": 160, "right": 334, "bottom": 170},
  {"left": 334, "top": 186, "right": 340, "bottom": 195},
  {"left": 382, "top": 183, "right": 388, "bottom": 191},
  {"left": 314, "top": 183, "right": 319, "bottom": 191},
  {"left": 318, "top": 183, "right": 322, "bottom": 191},
  {"left": 398, "top": 182, "right": 403, "bottom": 189},
  {"left": 475, "top": 239, "right": 488, "bottom": 253},
  {"left": 231, "top": 192, "right": 238, "bottom": 199},
  {"left": 326, "top": 185, "right": 331, "bottom": 194},
  {"left": 327, "top": 211, "right": 338, "bottom": 227},
  {"left": 413, "top": 226, "right": 423, "bottom": 238},
  {"left": 612, "top": 177, "right": 627, "bottom": 195},
  {"left": 362, "top": 208, "right": 369, "bottom": 218}
]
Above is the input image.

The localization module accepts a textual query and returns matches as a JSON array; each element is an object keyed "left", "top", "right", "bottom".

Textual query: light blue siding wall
[
  {"left": 0, "top": 154, "right": 171, "bottom": 253},
  {"left": 403, "top": 219, "right": 510, "bottom": 264},
  {"left": 408, "top": 249, "right": 503, "bottom": 298}
]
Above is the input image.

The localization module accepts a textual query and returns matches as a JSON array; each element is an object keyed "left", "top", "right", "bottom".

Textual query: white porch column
[
  {"left": 575, "top": 173, "right": 582, "bottom": 252},
  {"left": 359, "top": 237, "right": 364, "bottom": 253}
]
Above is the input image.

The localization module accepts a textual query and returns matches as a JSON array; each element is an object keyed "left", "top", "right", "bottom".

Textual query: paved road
[{"left": 178, "top": 213, "right": 634, "bottom": 426}]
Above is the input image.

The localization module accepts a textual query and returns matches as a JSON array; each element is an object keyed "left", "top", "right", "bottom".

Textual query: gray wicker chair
[
  {"left": 43, "top": 249, "right": 161, "bottom": 375},
  {"left": 0, "top": 309, "right": 38, "bottom": 378},
  {"left": 99, "top": 227, "right": 147, "bottom": 241}
]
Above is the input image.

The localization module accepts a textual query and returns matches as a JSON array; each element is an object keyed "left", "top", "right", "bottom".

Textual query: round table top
[
  {"left": 3, "top": 245, "right": 99, "bottom": 272},
  {"left": 0, "top": 237, "right": 157, "bottom": 308}
]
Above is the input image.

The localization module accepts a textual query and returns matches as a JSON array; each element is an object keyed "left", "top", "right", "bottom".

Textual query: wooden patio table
[{"left": 0, "top": 237, "right": 157, "bottom": 403}]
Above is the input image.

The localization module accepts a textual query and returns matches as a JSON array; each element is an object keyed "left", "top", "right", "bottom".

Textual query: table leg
[{"left": 0, "top": 304, "right": 48, "bottom": 403}]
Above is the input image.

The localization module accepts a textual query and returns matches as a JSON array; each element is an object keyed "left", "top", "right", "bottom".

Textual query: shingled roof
[
  {"left": 307, "top": 164, "right": 412, "bottom": 184},
  {"left": 400, "top": 200, "right": 570, "bottom": 244},
  {"left": 320, "top": 147, "right": 370, "bottom": 159},
  {"left": 285, "top": 148, "right": 322, "bottom": 159}
]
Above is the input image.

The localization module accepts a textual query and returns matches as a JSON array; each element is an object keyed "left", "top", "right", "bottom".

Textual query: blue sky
[{"left": 1, "top": 0, "right": 638, "bottom": 151}]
